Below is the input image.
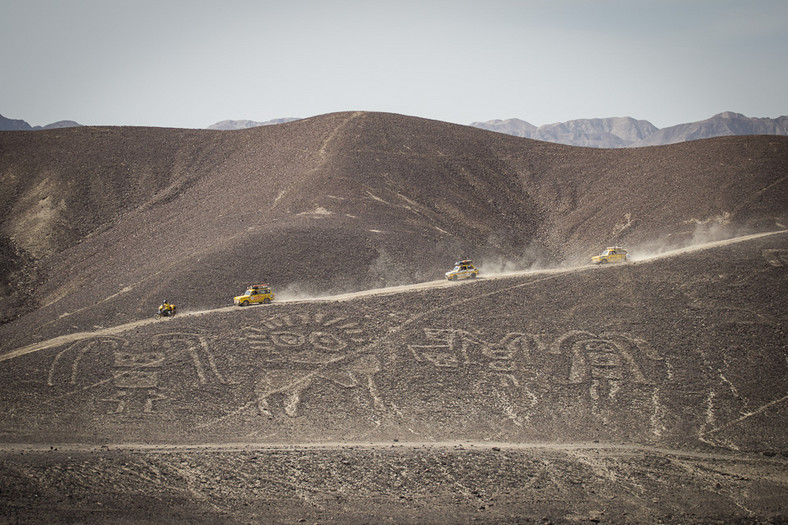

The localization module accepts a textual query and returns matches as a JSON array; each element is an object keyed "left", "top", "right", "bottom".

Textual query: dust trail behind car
[{"left": 629, "top": 229, "right": 785, "bottom": 263}]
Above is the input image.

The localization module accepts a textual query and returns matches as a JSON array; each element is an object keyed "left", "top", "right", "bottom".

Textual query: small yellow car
[
  {"left": 445, "top": 259, "right": 479, "bottom": 281},
  {"left": 591, "top": 247, "right": 630, "bottom": 264},
  {"left": 234, "top": 284, "right": 275, "bottom": 306}
]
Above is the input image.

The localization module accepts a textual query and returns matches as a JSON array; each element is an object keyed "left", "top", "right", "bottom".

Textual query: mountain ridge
[
  {"left": 471, "top": 111, "right": 788, "bottom": 147},
  {"left": 0, "top": 113, "right": 81, "bottom": 130},
  {"left": 5, "top": 111, "right": 787, "bottom": 148},
  {"left": 207, "top": 117, "right": 300, "bottom": 130}
]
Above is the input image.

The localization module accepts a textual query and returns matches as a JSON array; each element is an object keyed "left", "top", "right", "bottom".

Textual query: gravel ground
[{"left": 0, "top": 232, "right": 786, "bottom": 523}]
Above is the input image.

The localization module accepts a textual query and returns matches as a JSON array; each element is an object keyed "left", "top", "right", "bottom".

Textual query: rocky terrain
[{"left": 0, "top": 112, "right": 786, "bottom": 523}]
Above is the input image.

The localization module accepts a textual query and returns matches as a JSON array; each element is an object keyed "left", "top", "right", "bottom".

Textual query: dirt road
[{"left": 4, "top": 230, "right": 783, "bottom": 365}]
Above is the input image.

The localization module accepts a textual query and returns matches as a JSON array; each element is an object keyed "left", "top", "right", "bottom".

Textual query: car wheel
[
  {"left": 470, "top": 273, "right": 476, "bottom": 279},
  {"left": 451, "top": 275, "right": 457, "bottom": 281},
  {"left": 154, "top": 313, "right": 161, "bottom": 319},
  {"left": 241, "top": 300, "right": 249, "bottom": 306},
  {"left": 600, "top": 259, "right": 608, "bottom": 264},
  {"left": 263, "top": 298, "right": 270, "bottom": 304}
]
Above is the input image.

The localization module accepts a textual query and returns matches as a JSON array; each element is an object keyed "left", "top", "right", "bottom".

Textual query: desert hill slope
[
  {"left": 2, "top": 231, "right": 785, "bottom": 449},
  {"left": 0, "top": 110, "right": 787, "bottom": 522},
  {"left": 0, "top": 231, "right": 786, "bottom": 523},
  {"left": 1, "top": 112, "right": 786, "bottom": 353}
]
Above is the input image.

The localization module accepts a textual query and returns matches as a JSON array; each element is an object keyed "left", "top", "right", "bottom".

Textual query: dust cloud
[
  {"left": 273, "top": 282, "right": 332, "bottom": 302},
  {"left": 477, "top": 242, "right": 557, "bottom": 277},
  {"left": 628, "top": 216, "right": 757, "bottom": 262}
]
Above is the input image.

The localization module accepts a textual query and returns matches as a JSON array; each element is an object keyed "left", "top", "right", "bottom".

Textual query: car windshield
[{"left": 601, "top": 250, "right": 611, "bottom": 256}]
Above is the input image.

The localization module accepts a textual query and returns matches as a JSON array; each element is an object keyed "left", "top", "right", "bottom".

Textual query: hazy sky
[{"left": 2, "top": 0, "right": 786, "bottom": 129}]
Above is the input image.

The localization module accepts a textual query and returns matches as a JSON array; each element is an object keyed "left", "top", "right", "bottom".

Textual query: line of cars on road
[
  {"left": 443, "top": 245, "right": 630, "bottom": 282},
  {"left": 155, "top": 247, "right": 628, "bottom": 318}
]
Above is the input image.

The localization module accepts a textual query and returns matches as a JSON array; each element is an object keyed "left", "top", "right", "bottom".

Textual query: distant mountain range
[
  {"left": 207, "top": 118, "right": 300, "bottom": 130},
  {"left": 0, "top": 114, "right": 81, "bottom": 131},
  {"left": 3, "top": 111, "right": 786, "bottom": 148},
  {"left": 216, "top": 112, "right": 788, "bottom": 147},
  {"left": 471, "top": 112, "right": 788, "bottom": 148}
]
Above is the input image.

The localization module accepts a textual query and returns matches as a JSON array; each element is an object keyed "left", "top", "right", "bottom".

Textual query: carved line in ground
[
  {"left": 700, "top": 393, "right": 788, "bottom": 437},
  {"left": 48, "top": 336, "right": 124, "bottom": 387},
  {"left": 246, "top": 313, "right": 368, "bottom": 356},
  {"left": 691, "top": 332, "right": 762, "bottom": 450},
  {"left": 408, "top": 329, "right": 658, "bottom": 377},
  {"left": 408, "top": 327, "right": 663, "bottom": 425},
  {"left": 270, "top": 112, "right": 362, "bottom": 212},
  {"left": 44, "top": 333, "right": 225, "bottom": 413},
  {"left": 198, "top": 273, "right": 568, "bottom": 428},
  {"left": 47, "top": 333, "right": 223, "bottom": 387},
  {"left": 36, "top": 312, "right": 374, "bottom": 418},
  {"left": 245, "top": 313, "right": 383, "bottom": 419},
  {"left": 14, "top": 285, "right": 724, "bottom": 434},
  {"left": 200, "top": 312, "right": 380, "bottom": 425},
  {"left": 762, "top": 248, "right": 788, "bottom": 267},
  {"left": 154, "top": 333, "right": 227, "bottom": 385}
]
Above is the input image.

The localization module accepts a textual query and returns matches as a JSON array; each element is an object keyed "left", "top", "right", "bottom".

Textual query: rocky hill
[
  {"left": 2, "top": 112, "right": 786, "bottom": 342},
  {"left": 0, "top": 111, "right": 786, "bottom": 523}
]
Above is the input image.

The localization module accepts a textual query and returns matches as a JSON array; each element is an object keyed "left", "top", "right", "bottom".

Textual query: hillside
[
  {"left": 1, "top": 113, "right": 786, "bottom": 346},
  {"left": 0, "top": 231, "right": 786, "bottom": 523},
  {"left": 0, "top": 112, "right": 787, "bottom": 522}
]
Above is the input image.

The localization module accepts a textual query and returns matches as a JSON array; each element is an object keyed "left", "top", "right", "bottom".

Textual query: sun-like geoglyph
[{"left": 243, "top": 312, "right": 371, "bottom": 364}]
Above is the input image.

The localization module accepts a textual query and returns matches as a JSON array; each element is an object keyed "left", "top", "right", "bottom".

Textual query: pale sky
[{"left": 2, "top": 0, "right": 786, "bottom": 129}]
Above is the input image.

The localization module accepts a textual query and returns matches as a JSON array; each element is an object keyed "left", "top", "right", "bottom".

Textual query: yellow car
[
  {"left": 591, "top": 247, "right": 630, "bottom": 264},
  {"left": 445, "top": 259, "right": 479, "bottom": 281},
  {"left": 234, "top": 284, "right": 275, "bottom": 306}
]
